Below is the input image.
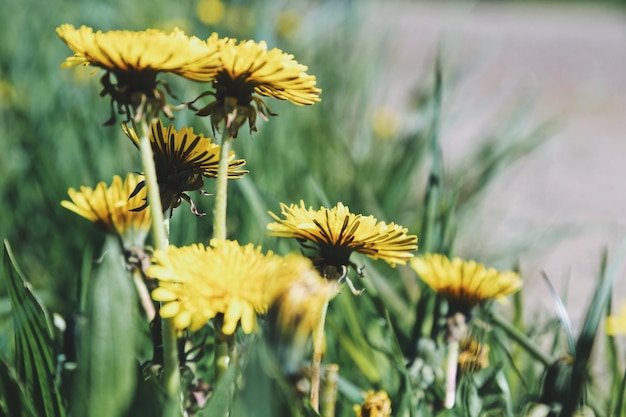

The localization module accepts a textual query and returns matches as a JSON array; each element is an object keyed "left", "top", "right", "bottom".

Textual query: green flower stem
[
  {"left": 138, "top": 118, "right": 168, "bottom": 251},
  {"left": 213, "top": 130, "right": 233, "bottom": 241},
  {"left": 321, "top": 363, "right": 339, "bottom": 417},
  {"left": 138, "top": 118, "right": 181, "bottom": 416},
  {"left": 212, "top": 126, "right": 234, "bottom": 385},
  {"left": 487, "top": 310, "right": 553, "bottom": 367},
  {"left": 215, "top": 331, "right": 232, "bottom": 381},
  {"left": 310, "top": 300, "right": 330, "bottom": 412}
]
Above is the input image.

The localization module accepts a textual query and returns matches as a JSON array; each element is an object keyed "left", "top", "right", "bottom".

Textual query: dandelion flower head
[
  {"left": 353, "top": 390, "right": 392, "bottom": 417},
  {"left": 267, "top": 254, "right": 338, "bottom": 344},
  {"left": 61, "top": 173, "right": 151, "bottom": 247},
  {"left": 56, "top": 24, "right": 221, "bottom": 123},
  {"left": 268, "top": 201, "right": 418, "bottom": 276},
  {"left": 123, "top": 119, "right": 247, "bottom": 216},
  {"left": 411, "top": 254, "right": 522, "bottom": 317},
  {"left": 192, "top": 33, "right": 321, "bottom": 137},
  {"left": 149, "top": 240, "right": 276, "bottom": 334}
]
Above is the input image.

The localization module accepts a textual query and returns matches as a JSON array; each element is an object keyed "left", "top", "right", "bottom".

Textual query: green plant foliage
[
  {"left": 3, "top": 240, "right": 66, "bottom": 417},
  {"left": 70, "top": 236, "right": 138, "bottom": 417}
]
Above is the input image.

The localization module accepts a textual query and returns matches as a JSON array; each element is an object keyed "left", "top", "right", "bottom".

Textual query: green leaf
[
  {"left": 0, "top": 358, "right": 37, "bottom": 417},
  {"left": 564, "top": 239, "right": 626, "bottom": 416},
  {"left": 71, "top": 236, "right": 137, "bottom": 417},
  {"left": 3, "top": 239, "right": 66, "bottom": 417},
  {"left": 199, "top": 364, "right": 238, "bottom": 417}
]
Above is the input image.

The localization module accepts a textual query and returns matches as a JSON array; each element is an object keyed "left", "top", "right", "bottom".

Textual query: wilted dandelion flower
[
  {"left": 149, "top": 240, "right": 276, "bottom": 335},
  {"left": 123, "top": 119, "right": 247, "bottom": 216},
  {"left": 411, "top": 254, "right": 522, "bottom": 317},
  {"left": 56, "top": 24, "right": 221, "bottom": 123},
  {"left": 61, "top": 173, "right": 151, "bottom": 247},
  {"left": 191, "top": 33, "right": 321, "bottom": 137},
  {"left": 268, "top": 201, "right": 418, "bottom": 281},
  {"left": 353, "top": 390, "right": 392, "bottom": 417}
]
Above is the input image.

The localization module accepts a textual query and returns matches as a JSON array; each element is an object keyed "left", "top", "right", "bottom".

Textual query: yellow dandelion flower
[
  {"left": 267, "top": 201, "right": 418, "bottom": 276},
  {"left": 56, "top": 24, "right": 221, "bottom": 123},
  {"left": 458, "top": 338, "right": 490, "bottom": 373},
  {"left": 149, "top": 240, "right": 276, "bottom": 334},
  {"left": 411, "top": 254, "right": 522, "bottom": 316},
  {"left": 268, "top": 254, "right": 338, "bottom": 344},
  {"left": 61, "top": 173, "right": 151, "bottom": 247},
  {"left": 122, "top": 119, "right": 247, "bottom": 216},
  {"left": 353, "top": 390, "right": 392, "bottom": 417},
  {"left": 607, "top": 305, "right": 626, "bottom": 336},
  {"left": 191, "top": 33, "right": 321, "bottom": 137}
]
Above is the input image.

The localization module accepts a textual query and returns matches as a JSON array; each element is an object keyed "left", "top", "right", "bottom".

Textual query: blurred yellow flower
[
  {"left": 411, "top": 254, "right": 522, "bottom": 316},
  {"left": 371, "top": 106, "right": 399, "bottom": 141},
  {"left": 192, "top": 33, "right": 321, "bottom": 137},
  {"left": 275, "top": 11, "right": 301, "bottom": 40},
  {"left": 56, "top": 24, "right": 221, "bottom": 123},
  {"left": 607, "top": 305, "right": 626, "bottom": 336},
  {"left": 268, "top": 254, "right": 338, "bottom": 344},
  {"left": 123, "top": 119, "right": 247, "bottom": 216},
  {"left": 268, "top": 201, "right": 418, "bottom": 275},
  {"left": 196, "top": 0, "right": 226, "bottom": 25},
  {"left": 353, "top": 390, "right": 392, "bottom": 417},
  {"left": 458, "top": 338, "right": 490, "bottom": 373},
  {"left": 61, "top": 173, "right": 151, "bottom": 247},
  {"left": 149, "top": 240, "right": 276, "bottom": 334}
]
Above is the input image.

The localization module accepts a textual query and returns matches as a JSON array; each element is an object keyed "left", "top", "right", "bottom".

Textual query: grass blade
[
  {"left": 3, "top": 239, "right": 66, "bottom": 417},
  {"left": 563, "top": 238, "right": 626, "bottom": 416}
]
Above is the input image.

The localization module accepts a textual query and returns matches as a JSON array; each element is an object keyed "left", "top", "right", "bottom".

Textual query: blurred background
[{"left": 0, "top": 0, "right": 625, "bottom": 378}]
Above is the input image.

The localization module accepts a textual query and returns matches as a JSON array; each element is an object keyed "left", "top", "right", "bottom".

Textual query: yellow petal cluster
[
  {"left": 207, "top": 33, "right": 321, "bottom": 105},
  {"left": 267, "top": 201, "right": 418, "bottom": 269},
  {"left": 56, "top": 24, "right": 221, "bottom": 81},
  {"left": 606, "top": 305, "right": 626, "bottom": 336},
  {"left": 149, "top": 241, "right": 333, "bottom": 337},
  {"left": 150, "top": 240, "right": 275, "bottom": 334},
  {"left": 458, "top": 338, "right": 490, "bottom": 373},
  {"left": 124, "top": 119, "right": 247, "bottom": 180},
  {"left": 61, "top": 173, "right": 151, "bottom": 246},
  {"left": 123, "top": 120, "right": 247, "bottom": 214},
  {"left": 410, "top": 254, "right": 522, "bottom": 312},
  {"left": 268, "top": 254, "right": 338, "bottom": 344},
  {"left": 353, "top": 390, "right": 392, "bottom": 417}
]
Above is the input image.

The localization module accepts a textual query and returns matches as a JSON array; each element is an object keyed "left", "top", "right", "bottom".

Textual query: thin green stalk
[
  {"left": 213, "top": 129, "right": 233, "bottom": 241},
  {"left": 138, "top": 118, "right": 168, "bottom": 251},
  {"left": 487, "top": 310, "right": 553, "bottom": 367},
  {"left": 421, "top": 48, "right": 443, "bottom": 254},
  {"left": 137, "top": 118, "right": 181, "bottom": 416},
  {"left": 310, "top": 301, "right": 330, "bottom": 412},
  {"left": 212, "top": 127, "right": 234, "bottom": 386},
  {"left": 321, "top": 364, "right": 339, "bottom": 417}
]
